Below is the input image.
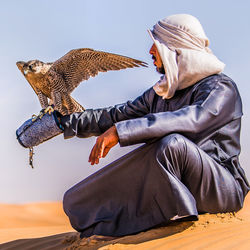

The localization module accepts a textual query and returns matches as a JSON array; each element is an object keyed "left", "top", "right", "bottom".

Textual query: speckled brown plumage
[{"left": 16, "top": 48, "right": 147, "bottom": 115}]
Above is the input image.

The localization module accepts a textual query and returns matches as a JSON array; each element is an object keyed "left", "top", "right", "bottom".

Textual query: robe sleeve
[
  {"left": 116, "top": 78, "right": 243, "bottom": 146},
  {"left": 60, "top": 88, "right": 152, "bottom": 139}
]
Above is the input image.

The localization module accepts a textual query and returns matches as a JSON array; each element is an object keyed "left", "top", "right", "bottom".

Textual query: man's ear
[{"left": 205, "top": 39, "right": 209, "bottom": 47}]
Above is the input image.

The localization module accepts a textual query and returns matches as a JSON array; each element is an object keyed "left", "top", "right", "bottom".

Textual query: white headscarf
[{"left": 148, "top": 14, "right": 225, "bottom": 99}]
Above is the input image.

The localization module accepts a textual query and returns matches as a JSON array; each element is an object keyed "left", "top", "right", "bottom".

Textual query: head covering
[{"left": 148, "top": 14, "right": 225, "bottom": 99}]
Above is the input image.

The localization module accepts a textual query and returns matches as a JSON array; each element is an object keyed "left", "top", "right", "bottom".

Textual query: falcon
[{"left": 16, "top": 48, "right": 147, "bottom": 115}]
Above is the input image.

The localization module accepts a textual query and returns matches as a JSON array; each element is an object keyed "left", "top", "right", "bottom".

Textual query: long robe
[{"left": 61, "top": 73, "right": 249, "bottom": 237}]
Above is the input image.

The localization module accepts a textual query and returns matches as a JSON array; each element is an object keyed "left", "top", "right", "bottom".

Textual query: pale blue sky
[{"left": 0, "top": 0, "right": 249, "bottom": 203}]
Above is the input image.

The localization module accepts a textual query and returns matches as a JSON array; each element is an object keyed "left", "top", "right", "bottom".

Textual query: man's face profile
[{"left": 149, "top": 43, "right": 165, "bottom": 74}]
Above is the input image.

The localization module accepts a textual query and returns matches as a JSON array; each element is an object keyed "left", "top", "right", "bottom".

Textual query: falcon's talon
[
  {"left": 38, "top": 111, "right": 45, "bottom": 119},
  {"left": 31, "top": 114, "right": 39, "bottom": 122},
  {"left": 31, "top": 107, "right": 53, "bottom": 122},
  {"left": 44, "top": 106, "right": 54, "bottom": 115},
  {"left": 31, "top": 115, "right": 37, "bottom": 121}
]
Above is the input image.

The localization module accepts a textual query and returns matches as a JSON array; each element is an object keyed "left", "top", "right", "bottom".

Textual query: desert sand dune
[
  {"left": 0, "top": 202, "right": 73, "bottom": 245},
  {"left": 0, "top": 194, "right": 249, "bottom": 250}
]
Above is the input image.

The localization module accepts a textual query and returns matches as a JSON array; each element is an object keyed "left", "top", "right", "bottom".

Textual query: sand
[{"left": 0, "top": 194, "right": 249, "bottom": 250}]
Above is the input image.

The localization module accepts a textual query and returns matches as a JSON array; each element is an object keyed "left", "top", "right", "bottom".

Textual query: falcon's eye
[{"left": 29, "top": 65, "right": 33, "bottom": 70}]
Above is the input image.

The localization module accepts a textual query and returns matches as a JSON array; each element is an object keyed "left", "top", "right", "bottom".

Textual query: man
[{"left": 61, "top": 14, "right": 249, "bottom": 238}]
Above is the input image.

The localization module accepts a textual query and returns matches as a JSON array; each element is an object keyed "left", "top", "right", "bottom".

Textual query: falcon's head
[{"left": 16, "top": 60, "right": 52, "bottom": 77}]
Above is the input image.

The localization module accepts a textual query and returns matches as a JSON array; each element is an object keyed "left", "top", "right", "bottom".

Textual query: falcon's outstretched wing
[{"left": 50, "top": 48, "right": 147, "bottom": 91}]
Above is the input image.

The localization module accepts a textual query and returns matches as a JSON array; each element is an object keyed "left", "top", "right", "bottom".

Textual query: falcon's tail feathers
[{"left": 70, "top": 97, "right": 85, "bottom": 113}]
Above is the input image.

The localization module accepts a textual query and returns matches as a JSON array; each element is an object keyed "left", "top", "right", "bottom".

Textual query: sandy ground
[
  {"left": 0, "top": 194, "right": 249, "bottom": 250},
  {"left": 0, "top": 202, "right": 73, "bottom": 245}
]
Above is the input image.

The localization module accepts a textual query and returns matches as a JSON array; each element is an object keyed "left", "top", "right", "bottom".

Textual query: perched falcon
[{"left": 16, "top": 48, "right": 147, "bottom": 115}]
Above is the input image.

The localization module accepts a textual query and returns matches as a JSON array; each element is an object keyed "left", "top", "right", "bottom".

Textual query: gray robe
[{"left": 61, "top": 73, "right": 249, "bottom": 237}]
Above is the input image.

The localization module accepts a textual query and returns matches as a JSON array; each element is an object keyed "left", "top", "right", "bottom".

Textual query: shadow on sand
[{"left": 0, "top": 220, "right": 194, "bottom": 250}]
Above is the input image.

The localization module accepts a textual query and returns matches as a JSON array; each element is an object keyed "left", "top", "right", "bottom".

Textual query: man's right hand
[{"left": 89, "top": 126, "right": 119, "bottom": 165}]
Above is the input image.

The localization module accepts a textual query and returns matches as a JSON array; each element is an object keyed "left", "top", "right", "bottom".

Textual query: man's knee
[
  {"left": 63, "top": 188, "right": 75, "bottom": 216},
  {"left": 153, "top": 133, "right": 189, "bottom": 177},
  {"left": 156, "top": 133, "right": 187, "bottom": 156}
]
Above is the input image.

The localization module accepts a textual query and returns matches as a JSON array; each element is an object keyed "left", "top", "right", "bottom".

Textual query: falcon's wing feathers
[{"left": 50, "top": 48, "right": 147, "bottom": 89}]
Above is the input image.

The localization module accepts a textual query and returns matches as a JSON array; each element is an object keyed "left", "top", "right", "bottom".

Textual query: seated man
[{"left": 60, "top": 14, "right": 250, "bottom": 238}]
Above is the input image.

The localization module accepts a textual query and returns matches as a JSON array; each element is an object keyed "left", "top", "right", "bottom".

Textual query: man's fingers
[
  {"left": 89, "top": 140, "right": 100, "bottom": 165},
  {"left": 94, "top": 139, "right": 105, "bottom": 164},
  {"left": 97, "top": 141, "right": 105, "bottom": 159},
  {"left": 89, "top": 126, "right": 119, "bottom": 165},
  {"left": 103, "top": 147, "right": 111, "bottom": 158},
  {"left": 89, "top": 137, "right": 106, "bottom": 165},
  {"left": 89, "top": 143, "right": 97, "bottom": 165}
]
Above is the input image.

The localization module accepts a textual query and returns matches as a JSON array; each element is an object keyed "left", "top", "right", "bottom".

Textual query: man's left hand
[{"left": 89, "top": 126, "right": 119, "bottom": 165}]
